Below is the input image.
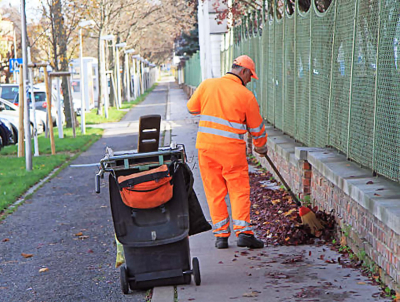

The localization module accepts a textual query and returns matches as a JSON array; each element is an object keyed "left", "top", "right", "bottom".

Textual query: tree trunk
[
  {"left": 53, "top": 0, "right": 73, "bottom": 128},
  {"left": 108, "top": 40, "right": 116, "bottom": 107}
]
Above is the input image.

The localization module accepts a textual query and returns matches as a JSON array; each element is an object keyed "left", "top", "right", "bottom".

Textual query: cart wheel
[
  {"left": 192, "top": 257, "right": 201, "bottom": 286},
  {"left": 120, "top": 265, "right": 129, "bottom": 294}
]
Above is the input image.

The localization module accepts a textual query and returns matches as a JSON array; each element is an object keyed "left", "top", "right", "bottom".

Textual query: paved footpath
[{"left": 153, "top": 79, "right": 390, "bottom": 302}]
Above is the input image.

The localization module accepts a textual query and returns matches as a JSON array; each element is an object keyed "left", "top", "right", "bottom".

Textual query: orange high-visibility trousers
[{"left": 198, "top": 148, "right": 254, "bottom": 238}]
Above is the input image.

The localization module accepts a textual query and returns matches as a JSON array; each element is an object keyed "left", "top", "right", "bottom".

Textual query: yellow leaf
[
  {"left": 75, "top": 232, "right": 83, "bottom": 236},
  {"left": 255, "top": 211, "right": 260, "bottom": 215},
  {"left": 285, "top": 237, "right": 290, "bottom": 241},
  {"left": 284, "top": 209, "right": 297, "bottom": 216},
  {"left": 21, "top": 253, "right": 33, "bottom": 258},
  {"left": 357, "top": 282, "right": 366, "bottom": 285},
  {"left": 39, "top": 268, "right": 49, "bottom": 273},
  {"left": 271, "top": 199, "right": 281, "bottom": 205}
]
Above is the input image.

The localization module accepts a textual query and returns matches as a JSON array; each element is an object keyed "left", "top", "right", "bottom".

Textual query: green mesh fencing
[
  {"left": 184, "top": 51, "right": 201, "bottom": 87},
  {"left": 309, "top": 3, "right": 335, "bottom": 147},
  {"left": 284, "top": 11, "right": 295, "bottom": 137},
  {"left": 267, "top": 18, "right": 275, "bottom": 124},
  {"left": 183, "top": 0, "right": 400, "bottom": 183},
  {"left": 295, "top": 8, "right": 311, "bottom": 145},
  {"left": 374, "top": 0, "right": 400, "bottom": 181},
  {"left": 261, "top": 21, "right": 268, "bottom": 118},
  {"left": 348, "top": 0, "right": 379, "bottom": 168},
  {"left": 274, "top": 17, "right": 284, "bottom": 130},
  {"left": 329, "top": 0, "right": 356, "bottom": 153}
]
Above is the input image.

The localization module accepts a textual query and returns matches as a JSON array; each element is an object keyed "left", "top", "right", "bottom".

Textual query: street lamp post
[
  {"left": 115, "top": 42, "right": 126, "bottom": 108},
  {"left": 124, "top": 48, "right": 135, "bottom": 102},
  {"left": 132, "top": 55, "right": 141, "bottom": 97},
  {"left": 100, "top": 35, "right": 114, "bottom": 119},
  {"left": 78, "top": 20, "right": 95, "bottom": 134}
]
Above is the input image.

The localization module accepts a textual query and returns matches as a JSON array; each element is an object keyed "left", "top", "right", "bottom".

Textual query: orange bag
[{"left": 117, "top": 165, "right": 173, "bottom": 209}]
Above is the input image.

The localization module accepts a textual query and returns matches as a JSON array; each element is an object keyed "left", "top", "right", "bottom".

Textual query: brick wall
[
  {"left": 312, "top": 169, "right": 400, "bottom": 290},
  {"left": 247, "top": 133, "right": 400, "bottom": 292}
]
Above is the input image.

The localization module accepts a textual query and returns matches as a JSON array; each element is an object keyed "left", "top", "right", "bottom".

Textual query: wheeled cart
[{"left": 95, "top": 143, "right": 201, "bottom": 294}]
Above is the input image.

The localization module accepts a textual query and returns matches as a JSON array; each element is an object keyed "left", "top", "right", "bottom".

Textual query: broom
[{"left": 262, "top": 153, "right": 324, "bottom": 235}]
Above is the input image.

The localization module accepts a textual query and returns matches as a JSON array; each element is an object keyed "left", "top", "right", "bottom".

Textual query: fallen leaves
[
  {"left": 75, "top": 231, "right": 89, "bottom": 240},
  {"left": 249, "top": 171, "right": 335, "bottom": 246},
  {"left": 282, "top": 255, "right": 303, "bottom": 264},
  {"left": 242, "top": 290, "right": 260, "bottom": 297},
  {"left": 2, "top": 238, "right": 9, "bottom": 242},
  {"left": 21, "top": 253, "right": 33, "bottom": 258},
  {"left": 39, "top": 268, "right": 49, "bottom": 273}
]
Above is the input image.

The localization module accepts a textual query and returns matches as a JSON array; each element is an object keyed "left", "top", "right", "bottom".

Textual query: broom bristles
[{"left": 300, "top": 209, "right": 324, "bottom": 235}]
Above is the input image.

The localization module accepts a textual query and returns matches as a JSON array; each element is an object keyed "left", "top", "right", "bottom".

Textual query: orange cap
[{"left": 233, "top": 55, "right": 259, "bottom": 80}]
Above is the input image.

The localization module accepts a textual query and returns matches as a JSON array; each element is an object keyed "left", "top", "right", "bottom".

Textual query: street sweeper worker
[{"left": 187, "top": 55, "right": 267, "bottom": 249}]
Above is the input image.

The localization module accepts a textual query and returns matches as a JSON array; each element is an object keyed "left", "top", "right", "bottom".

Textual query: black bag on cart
[{"left": 109, "top": 162, "right": 208, "bottom": 291}]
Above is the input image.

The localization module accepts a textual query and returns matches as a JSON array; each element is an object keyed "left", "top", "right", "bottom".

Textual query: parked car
[
  {"left": 0, "top": 84, "right": 19, "bottom": 102},
  {"left": 0, "top": 118, "right": 15, "bottom": 149},
  {"left": 0, "top": 98, "right": 46, "bottom": 133},
  {"left": 0, "top": 107, "right": 37, "bottom": 142},
  {"left": 13, "top": 85, "right": 65, "bottom": 126}
]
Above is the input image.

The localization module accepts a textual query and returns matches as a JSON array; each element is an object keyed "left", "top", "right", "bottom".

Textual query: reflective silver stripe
[
  {"left": 235, "top": 226, "right": 254, "bottom": 233},
  {"left": 213, "top": 217, "right": 230, "bottom": 230},
  {"left": 199, "top": 127, "right": 244, "bottom": 140},
  {"left": 248, "top": 121, "right": 265, "bottom": 133},
  {"left": 201, "top": 115, "right": 247, "bottom": 131},
  {"left": 233, "top": 220, "right": 251, "bottom": 227},
  {"left": 214, "top": 228, "right": 231, "bottom": 235},
  {"left": 252, "top": 129, "right": 267, "bottom": 140}
]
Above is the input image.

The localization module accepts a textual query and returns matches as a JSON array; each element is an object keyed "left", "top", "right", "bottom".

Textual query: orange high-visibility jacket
[{"left": 187, "top": 73, "right": 267, "bottom": 151}]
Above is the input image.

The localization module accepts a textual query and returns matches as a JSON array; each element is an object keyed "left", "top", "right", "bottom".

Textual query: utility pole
[{"left": 20, "top": 0, "right": 32, "bottom": 171}]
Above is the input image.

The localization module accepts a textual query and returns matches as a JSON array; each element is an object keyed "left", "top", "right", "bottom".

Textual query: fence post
[
  {"left": 294, "top": 0, "right": 297, "bottom": 139},
  {"left": 327, "top": 0, "right": 338, "bottom": 147},
  {"left": 346, "top": 0, "right": 359, "bottom": 159},
  {"left": 282, "top": 6, "right": 286, "bottom": 134},
  {"left": 371, "top": 0, "right": 382, "bottom": 174},
  {"left": 308, "top": 5, "right": 313, "bottom": 146}
]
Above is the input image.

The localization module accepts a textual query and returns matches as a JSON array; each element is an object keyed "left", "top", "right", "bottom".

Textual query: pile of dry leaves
[{"left": 249, "top": 170, "right": 335, "bottom": 246}]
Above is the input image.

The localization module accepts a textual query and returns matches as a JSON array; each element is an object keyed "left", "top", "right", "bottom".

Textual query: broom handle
[{"left": 263, "top": 153, "right": 302, "bottom": 207}]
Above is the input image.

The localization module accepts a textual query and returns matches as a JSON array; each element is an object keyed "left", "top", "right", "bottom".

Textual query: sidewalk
[{"left": 152, "top": 80, "right": 390, "bottom": 302}]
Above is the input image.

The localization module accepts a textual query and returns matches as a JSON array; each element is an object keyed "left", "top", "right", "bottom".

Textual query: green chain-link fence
[
  {"left": 184, "top": 51, "right": 202, "bottom": 87},
  {"left": 185, "top": 0, "right": 400, "bottom": 183}
]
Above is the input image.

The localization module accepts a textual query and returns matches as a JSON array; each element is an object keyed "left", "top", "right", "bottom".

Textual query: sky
[{"left": 1, "top": 0, "right": 42, "bottom": 22}]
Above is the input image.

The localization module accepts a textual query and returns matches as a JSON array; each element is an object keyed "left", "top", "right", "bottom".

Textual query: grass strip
[
  {"left": 0, "top": 154, "right": 69, "bottom": 212},
  {"left": 0, "top": 127, "right": 103, "bottom": 156}
]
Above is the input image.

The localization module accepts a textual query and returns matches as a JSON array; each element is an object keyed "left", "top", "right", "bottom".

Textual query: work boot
[
  {"left": 237, "top": 233, "right": 264, "bottom": 249},
  {"left": 215, "top": 237, "right": 228, "bottom": 249}
]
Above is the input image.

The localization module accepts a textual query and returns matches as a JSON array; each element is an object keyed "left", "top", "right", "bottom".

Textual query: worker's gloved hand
[{"left": 254, "top": 145, "right": 268, "bottom": 155}]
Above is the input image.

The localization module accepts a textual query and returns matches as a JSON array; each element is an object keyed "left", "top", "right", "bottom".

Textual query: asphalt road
[{"left": 0, "top": 83, "right": 169, "bottom": 302}]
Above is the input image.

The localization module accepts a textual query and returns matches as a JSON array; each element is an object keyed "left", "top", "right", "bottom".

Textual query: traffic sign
[{"left": 9, "top": 58, "right": 22, "bottom": 72}]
